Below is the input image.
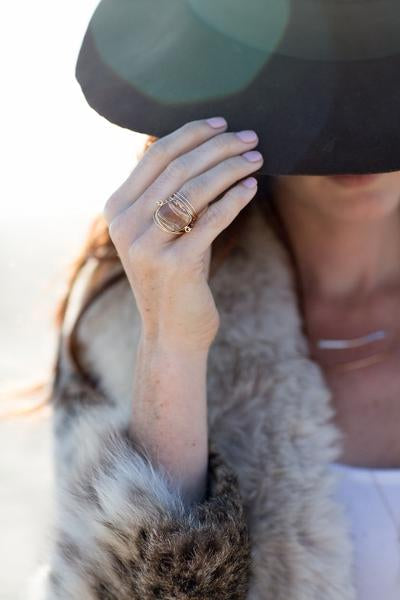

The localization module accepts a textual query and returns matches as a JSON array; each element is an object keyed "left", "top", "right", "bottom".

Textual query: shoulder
[
  {"left": 53, "top": 200, "right": 291, "bottom": 406},
  {"left": 52, "top": 252, "right": 140, "bottom": 408},
  {"left": 49, "top": 253, "right": 139, "bottom": 481},
  {"left": 51, "top": 198, "right": 293, "bottom": 422}
]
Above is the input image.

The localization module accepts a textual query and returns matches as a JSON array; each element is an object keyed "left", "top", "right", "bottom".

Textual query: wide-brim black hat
[{"left": 75, "top": 0, "right": 400, "bottom": 176}]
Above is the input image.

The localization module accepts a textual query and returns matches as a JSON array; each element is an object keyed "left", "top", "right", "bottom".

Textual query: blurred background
[{"left": 0, "top": 1, "right": 146, "bottom": 597}]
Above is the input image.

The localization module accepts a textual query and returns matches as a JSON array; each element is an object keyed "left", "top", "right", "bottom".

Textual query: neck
[{"left": 271, "top": 190, "right": 400, "bottom": 304}]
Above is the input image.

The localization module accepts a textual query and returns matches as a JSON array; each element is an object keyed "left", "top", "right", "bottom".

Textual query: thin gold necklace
[
  {"left": 261, "top": 195, "right": 400, "bottom": 374},
  {"left": 321, "top": 341, "right": 400, "bottom": 373},
  {"left": 316, "top": 329, "right": 387, "bottom": 349},
  {"left": 309, "top": 329, "right": 400, "bottom": 373}
]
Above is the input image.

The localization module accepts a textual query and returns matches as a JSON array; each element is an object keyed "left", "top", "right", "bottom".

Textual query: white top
[{"left": 330, "top": 461, "right": 400, "bottom": 598}]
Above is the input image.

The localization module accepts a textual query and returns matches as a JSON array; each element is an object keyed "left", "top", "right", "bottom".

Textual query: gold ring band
[{"left": 153, "top": 190, "right": 198, "bottom": 235}]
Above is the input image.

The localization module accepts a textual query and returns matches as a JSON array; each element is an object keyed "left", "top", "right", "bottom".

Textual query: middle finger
[
  {"left": 141, "top": 147, "right": 263, "bottom": 246},
  {"left": 125, "top": 131, "right": 263, "bottom": 235}
]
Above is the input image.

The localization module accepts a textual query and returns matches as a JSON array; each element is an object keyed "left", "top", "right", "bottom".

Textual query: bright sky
[
  {"left": 3, "top": 0, "right": 146, "bottom": 220},
  {"left": 0, "top": 5, "right": 166, "bottom": 597},
  {"left": 1, "top": 1, "right": 147, "bottom": 389},
  {"left": 1, "top": 4, "right": 149, "bottom": 596}
]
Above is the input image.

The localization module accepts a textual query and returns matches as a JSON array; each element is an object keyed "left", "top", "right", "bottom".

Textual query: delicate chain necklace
[
  {"left": 316, "top": 329, "right": 387, "bottom": 349},
  {"left": 369, "top": 470, "right": 400, "bottom": 582},
  {"left": 315, "top": 327, "right": 400, "bottom": 576},
  {"left": 311, "top": 328, "right": 400, "bottom": 373},
  {"left": 260, "top": 196, "right": 400, "bottom": 374}
]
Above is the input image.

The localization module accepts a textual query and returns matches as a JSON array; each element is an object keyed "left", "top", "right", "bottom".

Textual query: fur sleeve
[
  {"left": 47, "top": 419, "right": 251, "bottom": 599},
  {"left": 43, "top": 352, "right": 251, "bottom": 599},
  {"left": 33, "top": 259, "right": 251, "bottom": 598}
]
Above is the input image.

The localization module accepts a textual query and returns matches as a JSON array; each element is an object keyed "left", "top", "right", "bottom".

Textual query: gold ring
[{"left": 153, "top": 191, "right": 198, "bottom": 235}]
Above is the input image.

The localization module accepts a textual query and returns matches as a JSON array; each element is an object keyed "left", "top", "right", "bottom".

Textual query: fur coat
[{"left": 37, "top": 198, "right": 358, "bottom": 599}]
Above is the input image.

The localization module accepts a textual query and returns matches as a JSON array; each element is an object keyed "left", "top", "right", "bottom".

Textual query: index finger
[{"left": 103, "top": 117, "right": 228, "bottom": 223}]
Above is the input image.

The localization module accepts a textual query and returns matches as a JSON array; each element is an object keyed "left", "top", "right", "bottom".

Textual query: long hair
[{"left": 1, "top": 135, "right": 295, "bottom": 418}]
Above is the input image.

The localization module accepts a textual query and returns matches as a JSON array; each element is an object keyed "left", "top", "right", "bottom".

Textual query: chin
[
  {"left": 327, "top": 173, "right": 383, "bottom": 187},
  {"left": 304, "top": 172, "right": 399, "bottom": 222},
  {"left": 325, "top": 184, "right": 400, "bottom": 222}
]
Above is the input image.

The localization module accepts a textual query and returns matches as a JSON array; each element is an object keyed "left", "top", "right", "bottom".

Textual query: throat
[{"left": 301, "top": 288, "right": 400, "bottom": 469}]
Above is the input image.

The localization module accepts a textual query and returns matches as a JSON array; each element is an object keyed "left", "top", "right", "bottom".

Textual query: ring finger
[{"left": 136, "top": 149, "right": 263, "bottom": 247}]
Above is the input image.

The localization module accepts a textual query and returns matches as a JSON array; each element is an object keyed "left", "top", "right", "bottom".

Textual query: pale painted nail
[
  {"left": 242, "top": 150, "right": 263, "bottom": 162},
  {"left": 242, "top": 177, "right": 258, "bottom": 188},
  {"left": 206, "top": 116, "right": 227, "bottom": 128},
  {"left": 236, "top": 130, "right": 258, "bottom": 142}
]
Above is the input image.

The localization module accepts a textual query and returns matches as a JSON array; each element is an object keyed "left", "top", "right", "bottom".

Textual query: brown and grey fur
[{"left": 34, "top": 199, "right": 357, "bottom": 599}]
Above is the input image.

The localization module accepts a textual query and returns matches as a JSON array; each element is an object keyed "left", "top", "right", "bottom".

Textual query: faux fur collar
[{"left": 70, "top": 199, "right": 357, "bottom": 599}]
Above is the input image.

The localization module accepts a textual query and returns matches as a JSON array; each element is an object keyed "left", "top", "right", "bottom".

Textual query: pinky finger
[{"left": 174, "top": 177, "right": 258, "bottom": 257}]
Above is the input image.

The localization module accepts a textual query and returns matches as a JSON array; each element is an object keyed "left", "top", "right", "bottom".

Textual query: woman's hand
[{"left": 103, "top": 117, "right": 263, "bottom": 353}]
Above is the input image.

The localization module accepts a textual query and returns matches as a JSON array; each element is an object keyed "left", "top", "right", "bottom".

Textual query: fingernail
[
  {"left": 242, "top": 150, "right": 263, "bottom": 162},
  {"left": 206, "top": 116, "right": 227, "bottom": 128},
  {"left": 242, "top": 177, "right": 258, "bottom": 188},
  {"left": 236, "top": 130, "right": 258, "bottom": 142}
]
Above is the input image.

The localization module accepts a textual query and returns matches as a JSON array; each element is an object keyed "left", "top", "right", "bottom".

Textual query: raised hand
[{"left": 103, "top": 117, "right": 263, "bottom": 353}]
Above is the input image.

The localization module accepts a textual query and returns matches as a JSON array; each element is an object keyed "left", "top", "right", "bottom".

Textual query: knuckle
[
  {"left": 230, "top": 185, "right": 250, "bottom": 208},
  {"left": 147, "top": 137, "right": 165, "bottom": 156},
  {"left": 103, "top": 192, "right": 119, "bottom": 224},
  {"left": 211, "top": 131, "right": 232, "bottom": 150},
  {"left": 108, "top": 214, "right": 123, "bottom": 241},
  {"left": 182, "top": 119, "right": 205, "bottom": 134},
  {"left": 183, "top": 176, "right": 203, "bottom": 198},
  {"left": 108, "top": 212, "right": 130, "bottom": 244},
  {"left": 127, "top": 239, "right": 151, "bottom": 265},
  {"left": 164, "top": 156, "right": 189, "bottom": 180},
  {"left": 203, "top": 202, "right": 226, "bottom": 228},
  {"left": 145, "top": 138, "right": 167, "bottom": 162},
  {"left": 226, "top": 155, "right": 249, "bottom": 172}
]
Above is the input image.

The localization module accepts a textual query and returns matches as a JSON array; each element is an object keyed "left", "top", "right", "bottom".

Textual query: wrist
[{"left": 138, "top": 330, "right": 212, "bottom": 359}]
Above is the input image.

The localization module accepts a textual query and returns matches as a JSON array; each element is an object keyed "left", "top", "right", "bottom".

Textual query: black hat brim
[{"left": 75, "top": 0, "right": 400, "bottom": 176}]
